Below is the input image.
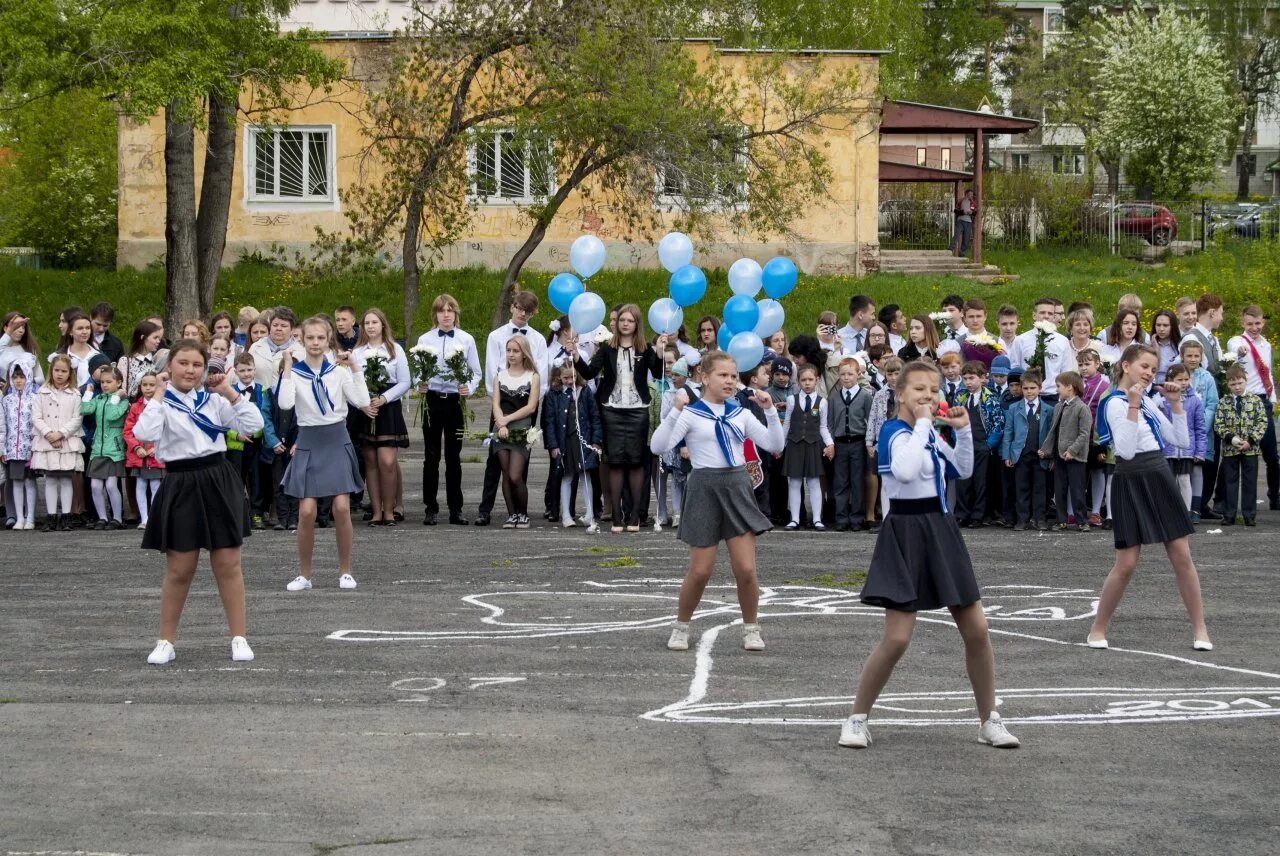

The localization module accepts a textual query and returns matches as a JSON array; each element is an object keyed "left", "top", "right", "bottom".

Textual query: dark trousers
[
  {"left": 753, "top": 455, "right": 772, "bottom": 517},
  {"left": 1221, "top": 454, "right": 1259, "bottom": 521},
  {"left": 423, "top": 392, "right": 465, "bottom": 514},
  {"left": 346, "top": 409, "right": 366, "bottom": 504},
  {"left": 1014, "top": 450, "right": 1046, "bottom": 523},
  {"left": 269, "top": 453, "right": 298, "bottom": 526},
  {"left": 985, "top": 447, "right": 1004, "bottom": 521},
  {"left": 226, "top": 441, "right": 259, "bottom": 503},
  {"left": 956, "top": 444, "right": 989, "bottom": 523},
  {"left": 1054, "top": 459, "right": 1087, "bottom": 524},
  {"left": 1263, "top": 400, "right": 1279, "bottom": 503},
  {"left": 544, "top": 455, "right": 563, "bottom": 516},
  {"left": 831, "top": 439, "right": 866, "bottom": 526},
  {"left": 769, "top": 449, "right": 789, "bottom": 522},
  {"left": 1001, "top": 457, "right": 1017, "bottom": 524},
  {"left": 1203, "top": 434, "right": 1222, "bottom": 512}
]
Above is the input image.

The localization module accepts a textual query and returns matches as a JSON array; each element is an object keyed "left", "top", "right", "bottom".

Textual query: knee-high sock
[
  {"left": 44, "top": 477, "right": 59, "bottom": 516},
  {"left": 807, "top": 477, "right": 823, "bottom": 525},
  {"left": 105, "top": 476, "right": 122, "bottom": 521},
  {"left": 788, "top": 477, "right": 803, "bottom": 523}
]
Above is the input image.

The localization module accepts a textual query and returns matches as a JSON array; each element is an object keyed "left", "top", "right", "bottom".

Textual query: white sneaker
[
  {"left": 136, "top": 522, "right": 147, "bottom": 530},
  {"left": 742, "top": 624, "right": 765, "bottom": 651},
  {"left": 672, "top": 513, "right": 681, "bottom": 526},
  {"left": 339, "top": 573, "right": 358, "bottom": 590},
  {"left": 146, "top": 640, "right": 175, "bottom": 665},
  {"left": 585, "top": 522, "right": 600, "bottom": 534},
  {"left": 230, "top": 636, "right": 254, "bottom": 662},
  {"left": 22, "top": 521, "right": 34, "bottom": 530},
  {"left": 667, "top": 624, "right": 690, "bottom": 651},
  {"left": 561, "top": 518, "right": 577, "bottom": 528},
  {"left": 978, "top": 712, "right": 1020, "bottom": 748},
  {"left": 838, "top": 714, "right": 871, "bottom": 748},
  {"left": 285, "top": 575, "right": 312, "bottom": 592}
]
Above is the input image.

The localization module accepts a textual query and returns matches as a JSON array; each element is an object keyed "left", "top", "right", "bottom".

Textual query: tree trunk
[
  {"left": 1236, "top": 107, "right": 1256, "bottom": 202},
  {"left": 196, "top": 87, "right": 237, "bottom": 318},
  {"left": 402, "top": 188, "right": 424, "bottom": 343},
  {"left": 164, "top": 102, "right": 200, "bottom": 333},
  {"left": 1103, "top": 156, "right": 1121, "bottom": 196}
]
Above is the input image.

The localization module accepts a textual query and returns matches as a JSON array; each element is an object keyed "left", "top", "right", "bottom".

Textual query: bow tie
[
  {"left": 512, "top": 327, "right": 528, "bottom": 336},
  {"left": 439, "top": 329, "right": 455, "bottom": 339}
]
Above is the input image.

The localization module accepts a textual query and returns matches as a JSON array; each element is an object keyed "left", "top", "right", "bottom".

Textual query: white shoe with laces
[
  {"left": 585, "top": 522, "right": 600, "bottom": 534},
  {"left": 978, "top": 712, "right": 1021, "bottom": 748},
  {"left": 146, "top": 640, "right": 175, "bottom": 665},
  {"left": 231, "top": 636, "right": 254, "bottom": 662},
  {"left": 742, "top": 624, "right": 765, "bottom": 651},
  {"left": 667, "top": 624, "right": 690, "bottom": 651},
  {"left": 838, "top": 714, "right": 871, "bottom": 748},
  {"left": 339, "top": 573, "right": 358, "bottom": 590},
  {"left": 286, "top": 575, "right": 312, "bottom": 592}
]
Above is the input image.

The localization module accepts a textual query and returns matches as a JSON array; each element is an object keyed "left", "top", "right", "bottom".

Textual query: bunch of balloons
[
  {"left": 548, "top": 235, "right": 609, "bottom": 337},
  {"left": 714, "top": 254, "right": 799, "bottom": 370}
]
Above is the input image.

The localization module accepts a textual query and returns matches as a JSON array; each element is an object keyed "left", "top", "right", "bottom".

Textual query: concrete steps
[{"left": 877, "top": 250, "right": 1019, "bottom": 281}]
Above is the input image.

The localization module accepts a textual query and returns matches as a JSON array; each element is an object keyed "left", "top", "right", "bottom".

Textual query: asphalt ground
[{"left": 3, "top": 443, "right": 1280, "bottom": 855}]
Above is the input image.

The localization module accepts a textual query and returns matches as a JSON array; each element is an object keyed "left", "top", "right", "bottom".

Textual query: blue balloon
[
  {"left": 753, "top": 299, "right": 785, "bottom": 338},
  {"left": 647, "top": 297, "right": 683, "bottom": 336},
  {"left": 548, "top": 272, "right": 585, "bottom": 315},
  {"left": 568, "top": 292, "right": 606, "bottom": 337},
  {"left": 761, "top": 256, "right": 798, "bottom": 299},
  {"left": 569, "top": 235, "right": 606, "bottom": 279},
  {"left": 727, "top": 332, "right": 765, "bottom": 372},
  {"left": 668, "top": 265, "right": 707, "bottom": 307},
  {"left": 717, "top": 324, "right": 734, "bottom": 352},
  {"left": 723, "top": 294, "right": 760, "bottom": 334}
]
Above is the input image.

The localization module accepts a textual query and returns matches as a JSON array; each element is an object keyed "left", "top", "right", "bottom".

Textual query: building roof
[
  {"left": 881, "top": 100, "right": 1039, "bottom": 134},
  {"left": 879, "top": 161, "right": 974, "bottom": 183}
]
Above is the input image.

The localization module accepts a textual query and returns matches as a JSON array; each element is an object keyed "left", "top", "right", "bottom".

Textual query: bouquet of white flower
[
  {"left": 1030, "top": 320, "right": 1057, "bottom": 374},
  {"left": 928, "top": 311, "right": 951, "bottom": 342},
  {"left": 408, "top": 344, "right": 441, "bottom": 425}
]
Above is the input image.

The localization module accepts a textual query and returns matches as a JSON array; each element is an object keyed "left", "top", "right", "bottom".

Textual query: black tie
[
  {"left": 1237, "top": 396, "right": 1244, "bottom": 415},
  {"left": 440, "top": 329, "right": 454, "bottom": 338},
  {"left": 804, "top": 395, "right": 812, "bottom": 413},
  {"left": 844, "top": 390, "right": 852, "bottom": 405},
  {"left": 512, "top": 327, "right": 527, "bottom": 336}
]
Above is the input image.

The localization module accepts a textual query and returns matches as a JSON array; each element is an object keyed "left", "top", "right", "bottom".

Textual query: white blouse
[
  {"left": 352, "top": 343, "right": 411, "bottom": 403},
  {"left": 881, "top": 418, "right": 974, "bottom": 504},
  {"left": 277, "top": 360, "right": 371, "bottom": 427},
  {"left": 49, "top": 348, "right": 100, "bottom": 388},
  {"left": 132, "top": 384, "right": 264, "bottom": 462},
  {"left": 651, "top": 399, "right": 784, "bottom": 468},
  {"left": 1104, "top": 395, "right": 1188, "bottom": 460},
  {"left": 607, "top": 347, "right": 645, "bottom": 409}
]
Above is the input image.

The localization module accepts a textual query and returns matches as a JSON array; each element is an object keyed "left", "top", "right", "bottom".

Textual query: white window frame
[
  {"left": 654, "top": 130, "right": 750, "bottom": 211},
  {"left": 1052, "top": 149, "right": 1085, "bottom": 176},
  {"left": 1044, "top": 8, "right": 1067, "bottom": 35},
  {"left": 244, "top": 124, "right": 338, "bottom": 210},
  {"left": 465, "top": 128, "right": 556, "bottom": 205}
]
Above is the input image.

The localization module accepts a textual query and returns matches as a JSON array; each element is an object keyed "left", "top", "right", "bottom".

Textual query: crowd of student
[{"left": 0, "top": 287, "right": 1274, "bottom": 538}]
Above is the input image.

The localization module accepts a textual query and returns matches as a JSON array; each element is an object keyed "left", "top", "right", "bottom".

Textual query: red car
[{"left": 1116, "top": 203, "right": 1178, "bottom": 246}]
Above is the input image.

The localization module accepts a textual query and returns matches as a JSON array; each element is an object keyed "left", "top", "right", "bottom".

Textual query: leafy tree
[
  {"left": 0, "top": 0, "right": 342, "bottom": 325},
  {"left": 0, "top": 90, "right": 117, "bottom": 267},
  {"left": 912, "top": 0, "right": 1028, "bottom": 109},
  {"left": 1093, "top": 7, "right": 1234, "bottom": 199}
]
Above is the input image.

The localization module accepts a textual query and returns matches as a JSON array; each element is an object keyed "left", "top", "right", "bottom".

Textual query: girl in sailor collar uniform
[
  {"left": 650, "top": 351, "right": 785, "bottom": 653},
  {"left": 132, "top": 339, "right": 264, "bottom": 666},
  {"left": 277, "top": 316, "right": 370, "bottom": 593},
  {"left": 838, "top": 361, "right": 1020, "bottom": 750}
]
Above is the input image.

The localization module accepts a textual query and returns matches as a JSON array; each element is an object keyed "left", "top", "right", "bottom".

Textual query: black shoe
[
  {"left": 474, "top": 513, "right": 491, "bottom": 527},
  {"left": 958, "top": 520, "right": 971, "bottom": 528},
  {"left": 3, "top": 517, "right": 14, "bottom": 530},
  {"left": 105, "top": 519, "right": 122, "bottom": 531},
  {"left": 1199, "top": 508, "right": 1222, "bottom": 521},
  {"left": 836, "top": 522, "right": 851, "bottom": 532},
  {"left": 449, "top": 513, "right": 470, "bottom": 526},
  {"left": 41, "top": 517, "right": 55, "bottom": 533},
  {"left": 393, "top": 511, "right": 405, "bottom": 523},
  {"left": 91, "top": 519, "right": 106, "bottom": 531},
  {"left": 1270, "top": 500, "right": 1280, "bottom": 511},
  {"left": 969, "top": 519, "right": 987, "bottom": 528},
  {"left": 1102, "top": 518, "right": 1113, "bottom": 530},
  {"left": 423, "top": 513, "right": 437, "bottom": 526},
  {"left": 58, "top": 515, "right": 72, "bottom": 531},
  {"left": 273, "top": 522, "right": 286, "bottom": 531},
  {"left": 1036, "top": 520, "right": 1049, "bottom": 531},
  {"left": 543, "top": 511, "right": 557, "bottom": 521},
  {"left": 362, "top": 510, "right": 374, "bottom": 521},
  {"left": 1221, "top": 518, "right": 1236, "bottom": 526},
  {"left": 1245, "top": 518, "right": 1257, "bottom": 527},
  {"left": 1020, "top": 521, "right": 1033, "bottom": 531},
  {"left": 317, "top": 518, "right": 330, "bottom": 529}
]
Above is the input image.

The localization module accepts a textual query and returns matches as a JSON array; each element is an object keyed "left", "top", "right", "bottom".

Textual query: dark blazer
[
  {"left": 543, "top": 386, "right": 604, "bottom": 470},
  {"left": 575, "top": 342, "right": 663, "bottom": 406},
  {"left": 97, "top": 332, "right": 125, "bottom": 364},
  {"left": 897, "top": 342, "right": 935, "bottom": 362}
]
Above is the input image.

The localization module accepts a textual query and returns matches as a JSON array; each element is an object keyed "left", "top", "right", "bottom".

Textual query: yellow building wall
[{"left": 117, "top": 41, "right": 882, "bottom": 275}]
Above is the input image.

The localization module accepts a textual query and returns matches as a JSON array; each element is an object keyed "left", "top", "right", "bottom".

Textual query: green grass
[
  {"left": 598, "top": 555, "right": 639, "bottom": 568},
  {"left": 583, "top": 545, "right": 630, "bottom": 554},
  {"left": 6, "top": 241, "right": 1279, "bottom": 348},
  {"left": 783, "top": 570, "right": 868, "bottom": 589},
  {"left": 489, "top": 558, "right": 514, "bottom": 568}
]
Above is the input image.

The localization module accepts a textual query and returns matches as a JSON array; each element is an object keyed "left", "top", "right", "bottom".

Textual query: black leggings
[
  {"left": 497, "top": 449, "right": 528, "bottom": 516},
  {"left": 609, "top": 464, "right": 646, "bottom": 526}
]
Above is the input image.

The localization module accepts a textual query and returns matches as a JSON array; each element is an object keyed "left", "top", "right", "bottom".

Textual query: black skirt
[
  {"left": 860, "top": 497, "right": 981, "bottom": 612},
  {"left": 1111, "top": 450, "right": 1194, "bottom": 549},
  {"left": 600, "top": 406, "right": 649, "bottom": 466},
  {"left": 141, "top": 453, "right": 250, "bottom": 552},
  {"left": 360, "top": 398, "right": 410, "bottom": 448}
]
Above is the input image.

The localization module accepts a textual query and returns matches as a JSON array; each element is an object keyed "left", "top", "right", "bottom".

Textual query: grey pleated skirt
[
  {"left": 1111, "top": 450, "right": 1194, "bottom": 549},
  {"left": 861, "top": 497, "right": 981, "bottom": 612},
  {"left": 281, "top": 421, "right": 365, "bottom": 500},
  {"left": 87, "top": 456, "right": 126, "bottom": 479},
  {"left": 677, "top": 465, "right": 772, "bottom": 547}
]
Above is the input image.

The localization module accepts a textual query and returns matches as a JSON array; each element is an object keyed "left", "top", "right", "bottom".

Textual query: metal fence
[{"left": 877, "top": 197, "right": 1279, "bottom": 256}]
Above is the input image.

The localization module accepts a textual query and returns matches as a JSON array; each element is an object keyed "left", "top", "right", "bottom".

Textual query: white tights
[
  {"left": 91, "top": 477, "right": 123, "bottom": 522},
  {"left": 136, "top": 479, "right": 162, "bottom": 524},
  {"left": 10, "top": 478, "right": 36, "bottom": 523},
  {"left": 788, "top": 476, "right": 823, "bottom": 525},
  {"left": 44, "top": 474, "right": 73, "bottom": 516},
  {"left": 1175, "top": 472, "right": 1192, "bottom": 511},
  {"left": 560, "top": 472, "right": 595, "bottom": 524}
]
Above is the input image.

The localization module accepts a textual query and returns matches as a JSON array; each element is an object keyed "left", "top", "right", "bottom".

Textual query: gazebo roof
[
  {"left": 879, "top": 161, "right": 973, "bottom": 182},
  {"left": 881, "top": 100, "right": 1040, "bottom": 134}
]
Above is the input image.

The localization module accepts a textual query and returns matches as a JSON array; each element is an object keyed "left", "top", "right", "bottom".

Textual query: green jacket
[{"left": 80, "top": 393, "right": 130, "bottom": 463}]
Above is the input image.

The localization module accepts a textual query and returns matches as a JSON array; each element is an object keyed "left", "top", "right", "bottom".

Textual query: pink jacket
[{"left": 31, "top": 385, "right": 85, "bottom": 454}]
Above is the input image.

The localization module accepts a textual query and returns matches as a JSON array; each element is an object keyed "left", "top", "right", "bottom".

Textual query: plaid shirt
[{"left": 1213, "top": 392, "right": 1268, "bottom": 457}]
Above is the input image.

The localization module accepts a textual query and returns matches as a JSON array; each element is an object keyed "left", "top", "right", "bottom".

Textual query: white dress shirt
[
  {"left": 1226, "top": 333, "right": 1275, "bottom": 403},
  {"left": 0, "top": 334, "right": 44, "bottom": 384},
  {"left": 249, "top": 337, "right": 306, "bottom": 390},
  {"left": 415, "top": 327, "right": 481, "bottom": 395},
  {"left": 1009, "top": 328, "right": 1070, "bottom": 379},
  {"left": 277, "top": 360, "right": 371, "bottom": 426},
  {"left": 485, "top": 324, "right": 548, "bottom": 392},
  {"left": 50, "top": 347, "right": 100, "bottom": 388},
  {"left": 880, "top": 418, "right": 974, "bottom": 504},
  {"left": 781, "top": 393, "right": 836, "bottom": 446},
  {"left": 1181, "top": 323, "right": 1223, "bottom": 372},
  {"left": 545, "top": 339, "right": 592, "bottom": 380},
  {"left": 650, "top": 399, "right": 784, "bottom": 467},
  {"left": 1104, "top": 395, "right": 1188, "bottom": 460},
  {"left": 352, "top": 342, "right": 411, "bottom": 403},
  {"left": 888, "top": 333, "right": 906, "bottom": 353},
  {"left": 132, "top": 383, "right": 264, "bottom": 462}
]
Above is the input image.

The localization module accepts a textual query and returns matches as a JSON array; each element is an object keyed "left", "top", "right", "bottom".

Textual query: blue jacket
[
  {"left": 542, "top": 385, "right": 603, "bottom": 471},
  {"left": 1159, "top": 390, "right": 1206, "bottom": 460},
  {"left": 1001, "top": 398, "right": 1055, "bottom": 468},
  {"left": 237, "top": 382, "right": 281, "bottom": 462}
]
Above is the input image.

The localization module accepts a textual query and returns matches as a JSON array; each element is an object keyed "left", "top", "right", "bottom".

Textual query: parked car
[
  {"left": 1207, "top": 203, "right": 1258, "bottom": 238},
  {"left": 1233, "top": 203, "right": 1280, "bottom": 240},
  {"left": 1115, "top": 203, "right": 1178, "bottom": 245}
]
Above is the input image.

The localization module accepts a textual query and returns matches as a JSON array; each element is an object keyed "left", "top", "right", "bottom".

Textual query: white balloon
[
  {"left": 568, "top": 291, "right": 606, "bottom": 336},
  {"left": 657, "top": 232, "right": 694, "bottom": 273},
  {"left": 569, "top": 235, "right": 607, "bottom": 279},
  {"left": 753, "top": 299, "right": 785, "bottom": 339},
  {"left": 727, "top": 258, "right": 763, "bottom": 298}
]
